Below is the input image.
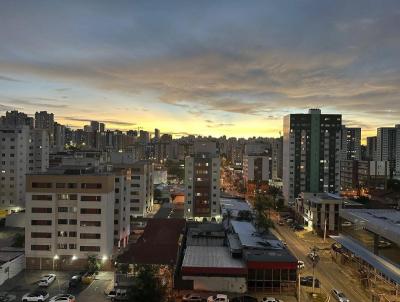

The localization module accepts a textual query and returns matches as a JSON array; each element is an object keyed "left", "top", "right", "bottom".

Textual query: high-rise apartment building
[
  {"left": 0, "top": 126, "right": 49, "bottom": 211},
  {"left": 184, "top": 142, "right": 220, "bottom": 221},
  {"left": 25, "top": 168, "right": 115, "bottom": 270},
  {"left": 283, "top": 109, "right": 342, "bottom": 204},
  {"left": 242, "top": 155, "right": 270, "bottom": 184},
  {"left": 35, "top": 111, "right": 55, "bottom": 147},
  {"left": 376, "top": 126, "right": 400, "bottom": 178},
  {"left": 271, "top": 137, "right": 283, "bottom": 179},
  {"left": 366, "top": 136, "right": 377, "bottom": 161},
  {"left": 0, "top": 110, "right": 34, "bottom": 128},
  {"left": 340, "top": 127, "right": 361, "bottom": 160}
]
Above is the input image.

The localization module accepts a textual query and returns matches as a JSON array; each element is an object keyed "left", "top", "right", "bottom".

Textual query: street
[{"left": 273, "top": 216, "right": 371, "bottom": 302}]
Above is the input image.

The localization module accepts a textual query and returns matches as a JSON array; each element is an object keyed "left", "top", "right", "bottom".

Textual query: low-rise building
[
  {"left": 25, "top": 167, "right": 115, "bottom": 270},
  {"left": 294, "top": 192, "right": 344, "bottom": 235}
]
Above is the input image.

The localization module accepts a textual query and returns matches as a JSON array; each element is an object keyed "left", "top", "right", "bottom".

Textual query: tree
[
  {"left": 117, "top": 263, "right": 129, "bottom": 275},
  {"left": 266, "top": 186, "right": 282, "bottom": 209},
  {"left": 11, "top": 233, "right": 24, "bottom": 248},
  {"left": 87, "top": 255, "right": 101, "bottom": 273},
  {"left": 164, "top": 160, "right": 184, "bottom": 182},
  {"left": 128, "top": 265, "right": 167, "bottom": 302}
]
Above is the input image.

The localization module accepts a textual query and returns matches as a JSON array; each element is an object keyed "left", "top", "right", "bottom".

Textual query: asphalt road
[{"left": 273, "top": 221, "right": 371, "bottom": 302}]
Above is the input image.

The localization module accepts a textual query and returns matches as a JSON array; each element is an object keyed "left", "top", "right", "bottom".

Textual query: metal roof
[
  {"left": 331, "top": 235, "right": 400, "bottom": 284},
  {"left": 182, "top": 246, "right": 246, "bottom": 269},
  {"left": 220, "top": 198, "right": 253, "bottom": 217},
  {"left": 340, "top": 209, "right": 400, "bottom": 246}
]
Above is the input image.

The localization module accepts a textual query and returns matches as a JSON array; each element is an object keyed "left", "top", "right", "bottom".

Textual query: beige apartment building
[{"left": 25, "top": 168, "right": 115, "bottom": 270}]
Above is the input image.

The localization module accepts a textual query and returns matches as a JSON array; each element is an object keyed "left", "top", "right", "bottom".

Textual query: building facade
[
  {"left": 340, "top": 127, "right": 361, "bottom": 161},
  {"left": 283, "top": 109, "right": 342, "bottom": 204},
  {"left": 377, "top": 126, "right": 400, "bottom": 178},
  {"left": 25, "top": 170, "right": 115, "bottom": 270}
]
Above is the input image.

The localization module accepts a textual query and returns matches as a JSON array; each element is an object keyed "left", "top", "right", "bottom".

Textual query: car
[
  {"left": 300, "top": 276, "right": 320, "bottom": 288},
  {"left": 260, "top": 298, "right": 283, "bottom": 302},
  {"left": 341, "top": 221, "right": 352, "bottom": 227},
  {"left": 109, "top": 289, "right": 128, "bottom": 301},
  {"left": 294, "top": 225, "right": 304, "bottom": 231},
  {"left": 49, "top": 294, "right": 75, "bottom": 302},
  {"left": 38, "top": 274, "right": 56, "bottom": 287},
  {"left": 183, "top": 294, "right": 206, "bottom": 302},
  {"left": 298, "top": 260, "right": 305, "bottom": 269},
  {"left": 22, "top": 290, "right": 49, "bottom": 302},
  {"left": 331, "top": 289, "right": 350, "bottom": 302},
  {"left": 286, "top": 218, "right": 294, "bottom": 223},
  {"left": 378, "top": 240, "right": 392, "bottom": 248},
  {"left": 331, "top": 242, "right": 343, "bottom": 253},
  {"left": 68, "top": 275, "right": 82, "bottom": 288},
  {"left": 106, "top": 289, "right": 117, "bottom": 299},
  {"left": 278, "top": 220, "right": 285, "bottom": 226},
  {"left": 207, "top": 294, "right": 229, "bottom": 302},
  {"left": 230, "top": 295, "right": 257, "bottom": 302}
]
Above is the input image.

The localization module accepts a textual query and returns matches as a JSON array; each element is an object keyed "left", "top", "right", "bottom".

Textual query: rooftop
[
  {"left": 340, "top": 209, "right": 400, "bottom": 246},
  {"left": 220, "top": 198, "right": 253, "bottom": 218}
]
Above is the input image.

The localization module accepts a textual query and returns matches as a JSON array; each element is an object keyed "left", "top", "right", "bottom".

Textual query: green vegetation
[
  {"left": 128, "top": 265, "right": 168, "bottom": 302},
  {"left": 87, "top": 255, "right": 101, "bottom": 273},
  {"left": 254, "top": 194, "right": 275, "bottom": 231}
]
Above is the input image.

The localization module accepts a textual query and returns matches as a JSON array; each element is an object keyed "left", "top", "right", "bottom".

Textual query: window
[
  {"left": 57, "top": 244, "right": 68, "bottom": 249},
  {"left": 31, "top": 220, "right": 52, "bottom": 225},
  {"left": 80, "top": 195, "right": 101, "bottom": 202},
  {"left": 69, "top": 219, "right": 77, "bottom": 225},
  {"left": 58, "top": 219, "right": 68, "bottom": 225},
  {"left": 130, "top": 207, "right": 140, "bottom": 212},
  {"left": 130, "top": 183, "right": 140, "bottom": 187},
  {"left": 80, "top": 246, "right": 100, "bottom": 252},
  {"left": 58, "top": 231, "right": 67, "bottom": 237},
  {"left": 80, "top": 208, "right": 101, "bottom": 214},
  {"left": 69, "top": 244, "right": 77, "bottom": 249},
  {"left": 56, "top": 183, "right": 65, "bottom": 188},
  {"left": 81, "top": 183, "right": 102, "bottom": 189},
  {"left": 67, "top": 183, "right": 77, "bottom": 189},
  {"left": 130, "top": 199, "right": 140, "bottom": 203},
  {"left": 69, "top": 231, "right": 77, "bottom": 237},
  {"left": 57, "top": 194, "right": 77, "bottom": 200},
  {"left": 31, "top": 232, "right": 51, "bottom": 238},
  {"left": 31, "top": 207, "right": 52, "bottom": 213},
  {"left": 58, "top": 207, "right": 68, "bottom": 212},
  {"left": 32, "top": 195, "right": 52, "bottom": 201},
  {"left": 31, "top": 245, "right": 51, "bottom": 251},
  {"left": 80, "top": 221, "right": 101, "bottom": 227},
  {"left": 80, "top": 233, "right": 101, "bottom": 239},
  {"left": 32, "top": 182, "right": 52, "bottom": 188}
]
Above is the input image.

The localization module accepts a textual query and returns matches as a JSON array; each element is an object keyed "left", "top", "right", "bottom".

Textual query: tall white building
[
  {"left": 242, "top": 155, "right": 270, "bottom": 184},
  {"left": 184, "top": 142, "right": 221, "bottom": 221},
  {"left": 25, "top": 169, "right": 115, "bottom": 270},
  {"left": 283, "top": 109, "right": 342, "bottom": 205},
  {"left": 0, "top": 126, "right": 49, "bottom": 212}
]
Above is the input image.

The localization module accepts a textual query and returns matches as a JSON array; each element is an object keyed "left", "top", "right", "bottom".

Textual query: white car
[
  {"left": 183, "top": 294, "right": 205, "bottom": 301},
  {"left": 38, "top": 274, "right": 56, "bottom": 287},
  {"left": 260, "top": 298, "right": 282, "bottom": 302},
  {"left": 341, "top": 221, "right": 352, "bottom": 227},
  {"left": 49, "top": 294, "right": 75, "bottom": 302},
  {"left": 331, "top": 289, "right": 349, "bottom": 302},
  {"left": 22, "top": 290, "right": 49, "bottom": 302},
  {"left": 298, "top": 260, "right": 305, "bottom": 269},
  {"left": 207, "top": 294, "right": 229, "bottom": 302}
]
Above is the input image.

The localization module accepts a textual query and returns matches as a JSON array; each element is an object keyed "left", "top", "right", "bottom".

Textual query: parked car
[
  {"left": 22, "top": 290, "right": 49, "bottom": 302},
  {"left": 378, "top": 240, "right": 392, "bottom": 248},
  {"left": 106, "top": 289, "right": 117, "bottom": 299},
  {"left": 108, "top": 289, "right": 128, "bottom": 301},
  {"left": 286, "top": 218, "right": 294, "bottom": 224},
  {"left": 331, "top": 243, "right": 343, "bottom": 253},
  {"left": 230, "top": 295, "right": 257, "bottom": 302},
  {"left": 260, "top": 298, "right": 283, "bottom": 302},
  {"left": 68, "top": 275, "right": 82, "bottom": 288},
  {"left": 293, "top": 225, "right": 304, "bottom": 231},
  {"left": 38, "top": 274, "right": 56, "bottom": 287},
  {"left": 300, "top": 276, "right": 320, "bottom": 288},
  {"left": 331, "top": 289, "right": 350, "bottom": 302},
  {"left": 207, "top": 294, "right": 229, "bottom": 302},
  {"left": 297, "top": 260, "right": 305, "bottom": 269},
  {"left": 49, "top": 294, "right": 75, "bottom": 302},
  {"left": 341, "top": 221, "right": 352, "bottom": 227},
  {"left": 183, "top": 294, "right": 206, "bottom": 302},
  {"left": 278, "top": 220, "right": 285, "bottom": 226}
]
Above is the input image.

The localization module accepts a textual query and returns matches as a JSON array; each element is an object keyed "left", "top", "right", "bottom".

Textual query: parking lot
[{"left": 0, "top": 270, "right": 114, "bottom": 302}]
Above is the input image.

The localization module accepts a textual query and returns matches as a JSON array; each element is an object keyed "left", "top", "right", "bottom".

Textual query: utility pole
[
  {"left": 298, "top": 272, "right": 301, "bottom": 302},
  {"left": 323, "top": 218, "right": 327, "bottom": 243}
]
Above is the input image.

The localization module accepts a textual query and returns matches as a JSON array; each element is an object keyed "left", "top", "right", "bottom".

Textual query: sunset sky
[{"left": 1, "top": 1, "right": 400, "bottom": 139}]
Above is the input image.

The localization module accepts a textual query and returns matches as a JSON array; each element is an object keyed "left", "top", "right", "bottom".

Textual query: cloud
[
  {"left": 62, "top": 116, "right": 136, "bottom": 127},
  {"left": 0, "top": 75, "right": 22, "bottom": 82}
]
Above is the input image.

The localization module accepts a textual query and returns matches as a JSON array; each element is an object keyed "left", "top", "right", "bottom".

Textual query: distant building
[
  {"left": 0, "top": 126, "right": 49, "bottom": 211},
  {"left": 35, "top": 111, "right": 55, "bottom": 146},
  {"left": 340, "top": 126, "right": 361, "bottom": 160},
  {"left": 271, "top": 137, "right": 283, "bottom": 179},
  {"left": 25, "top": 168, "right": 115, "bottom": 270},
  {"left": 366, "top": 136, "right": 377, "bottom": 161},
  {"left": 283, "top": 109, "right": 342, "bottom": 204},
  {"left": 0, "top": 110, "right": 34, "bottom": 128},
  {"left": 242, "top": 155, "right": 270, "bottom": 184},
  {"left": 184, "top": 142, "right": 221, "bottom": 221},
  {"left": 377, "top": 126, "right": 400, "bottom": 178}
]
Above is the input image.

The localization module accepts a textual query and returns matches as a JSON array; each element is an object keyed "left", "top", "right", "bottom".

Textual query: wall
[
  {"left": 184, "top": 276, "right": 247, "bottom": 293},
  {"left": 5, "top": 212, "right": 25, "bottom": 228},
  {"left": 0, "top": 254, "right": 25, "bottom": 285}
]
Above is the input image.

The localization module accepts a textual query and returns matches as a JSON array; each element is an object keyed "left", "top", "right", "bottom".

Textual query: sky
[{"left": 1, "top": 1, "right": 400, "bottom": 139}]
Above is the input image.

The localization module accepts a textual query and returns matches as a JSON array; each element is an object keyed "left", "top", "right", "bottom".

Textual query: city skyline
[{"left": 1, "top": 1, "right": 400, "bottom": 139}]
